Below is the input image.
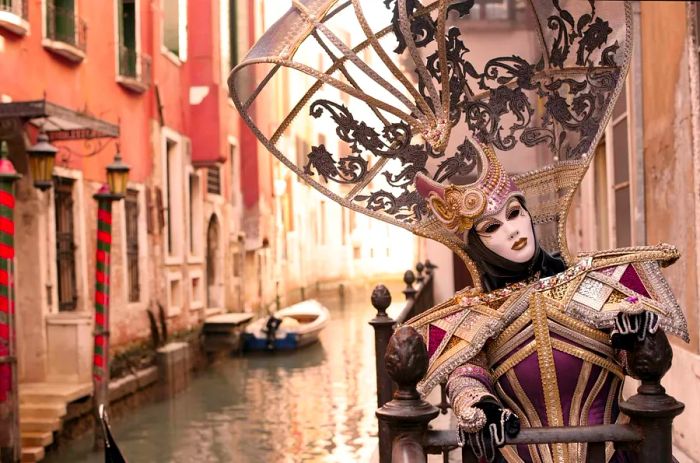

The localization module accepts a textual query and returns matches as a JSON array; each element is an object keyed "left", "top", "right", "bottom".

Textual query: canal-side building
[
  {"left": 0, "top": 1, "right": 253, "bottom": 459},
  {"left": 0, "top": 0, "right": 416, "bottom": 458},
  {"left": 570, "top": 3, "right": 700, "bottom": 460}
]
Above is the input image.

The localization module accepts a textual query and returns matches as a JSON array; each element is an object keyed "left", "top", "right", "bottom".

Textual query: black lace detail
[
  {"left": 434, "top": 137, "right": 479, "bottom": 183},
  {"left": 299, "top": 0, "right": 623, "bottom": 224}
]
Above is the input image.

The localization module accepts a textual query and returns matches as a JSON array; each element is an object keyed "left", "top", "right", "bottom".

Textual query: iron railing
[
  {"left": 46, "top": 2, "right": 87, "bottom": 51},
  {"left": 0, "top": 0, "right": 27, "bottom": 19},
  {"left": 370, "top": 260, "right": 436, "bottom": 463},
  {"left": 118, "top": 45, "right": 152, "bottom": 87},
  {"left": 370, "top": 263, "right": 684, "bottom": 463}
]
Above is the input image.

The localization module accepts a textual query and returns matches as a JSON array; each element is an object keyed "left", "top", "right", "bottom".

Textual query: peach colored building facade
[{"left": 0, "top": 0, "right": 254, "bottom": 389}]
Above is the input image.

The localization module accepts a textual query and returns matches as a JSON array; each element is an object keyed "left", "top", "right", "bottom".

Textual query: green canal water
[{"left": 44, "top": 284, "right": 404, "bottom": 463}]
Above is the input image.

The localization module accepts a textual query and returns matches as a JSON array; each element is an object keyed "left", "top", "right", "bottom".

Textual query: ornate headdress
[
  {"left": 230, "top": 0, "right": 632, "bottom": 293},
  {"left": 415, "top": 143, "right": 523, "bottom": 236}
]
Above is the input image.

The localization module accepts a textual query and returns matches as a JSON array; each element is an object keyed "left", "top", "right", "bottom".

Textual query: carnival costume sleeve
[{"left": 445, "top": 353, "right": 498, "bottom": 433}]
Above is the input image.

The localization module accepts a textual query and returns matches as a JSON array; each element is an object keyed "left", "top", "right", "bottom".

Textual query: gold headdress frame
[{"left": 230, "top": 0, "right": 633, "bottom": 294}]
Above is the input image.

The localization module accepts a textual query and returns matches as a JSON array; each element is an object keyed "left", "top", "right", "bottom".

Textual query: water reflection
[{"left": 45, "top": 286, "right": 401, "bottom": 462}]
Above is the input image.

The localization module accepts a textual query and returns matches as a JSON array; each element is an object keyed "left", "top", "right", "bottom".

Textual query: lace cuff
[{"left": 447, "top": 364, "right": 498, "bottom": 433}]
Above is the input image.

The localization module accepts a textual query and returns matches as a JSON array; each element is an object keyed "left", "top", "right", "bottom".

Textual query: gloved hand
[
  {"left": 460, "top": 400, "right": 520, "bottom": 463},
  {"left": 611, "top": 310, "right": 660, "bottom": 350}
]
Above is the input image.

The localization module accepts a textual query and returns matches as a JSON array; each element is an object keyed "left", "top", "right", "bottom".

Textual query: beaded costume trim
[{"left": 409, "top": 244, "right": 689, "bottom": 396}]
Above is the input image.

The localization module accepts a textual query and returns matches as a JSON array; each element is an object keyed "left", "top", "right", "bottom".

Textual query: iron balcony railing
[
  {"left": 46, "top": 3, "right": 87, "bottom": 51},
  {"left": 0, "top": 0, "right": 28, "bottom": 19},
  {"left": 118, "top": 45, "right": 152, "bottom": 87}
]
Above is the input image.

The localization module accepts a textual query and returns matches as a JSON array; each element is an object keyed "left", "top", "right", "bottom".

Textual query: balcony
[
  {"left": 43, "top": 3, "right": 87, "bottom": 63},
  {"left": 117, "top": 46, "right": 152, "bottom": 93},
  {"left": 0, "top": 0, "right": 29, "bottom": 35}
]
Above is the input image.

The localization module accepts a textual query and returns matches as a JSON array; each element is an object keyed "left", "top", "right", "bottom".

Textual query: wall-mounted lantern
[
  {"left": 105, "top": 148, "right": 130, "bottom": 199},
  {"left": 26, "top": 129, "right": 57, "bottom": 191}
]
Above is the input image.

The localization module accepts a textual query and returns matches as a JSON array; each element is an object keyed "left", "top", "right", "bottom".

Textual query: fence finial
[
  {"left": 403, "top": 270, "right": 417, "bottom": 301},
  {"left": 371, "top": 284, "right": 392, "bottom": 317},
  {"left": 415, "top": 262, "right": 425, "bottom": 283}
]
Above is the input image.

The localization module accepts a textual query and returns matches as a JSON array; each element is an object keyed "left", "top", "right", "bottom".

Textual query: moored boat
[{"left": 243, "top": 299, "right": 330, "bottom": 351}]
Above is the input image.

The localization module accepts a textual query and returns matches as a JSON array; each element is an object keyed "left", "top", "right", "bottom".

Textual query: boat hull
[{"left": 243, "top": 332, "right": 314, "bottom": 351}]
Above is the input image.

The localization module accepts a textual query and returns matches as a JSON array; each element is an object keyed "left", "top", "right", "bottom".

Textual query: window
[
  {"left": 0, "top": 0, "right": 28, "bottom": 22},
  {"left": 163, "top": 0, "right": 187, "bottom": 61},
  {"left": 118, "top": 0, "right": 136, "bottom": 75},
  {"left": 606, "top": 82, "right": 631, "bottom": 248},
  {"left": 46, "top": 0, "right": 86, "bottom": 50},
  {"left": 319, "top": 201, "right": 326, "bottom": 245},
  {"left": 117, "top": 0, "right": 150, "bottom": 87},
  {"left": 282, "top": 177, "right": 293, "bottom": 232},
  {"left": 54, "top": 177, "right": 77, "bottom": 311},
  {"left": 229, "top": 142, "right": 238, "bottom": 205},
  {"left": 341, "top": 209, "right": 347, "bottom": 245},
  {"left": 207, "top": 166, "right": 221, "bottom": 195},
  {"left": 233, "top": 251, "right": 242, "bottom": 278},
  {"left": 582, "top": 81, "right": 633, "bottom": 250},
  {"left": 295, "top": 136, "right": 310, "bottom": 177},
  {"left": 467, "top": 0, "right": 516, "bottom": 22},
  {"left": 0, "top": 0, "right": 28, "bottom": 35},
  {"left": 164, "top": 136, "right": 184, "bottom": 259},
  {"left": 189, "top": 172, "right": 202, "bottom": 255},
  {"left": 125, "top": 189, "right": 140, "bottom": 302}
]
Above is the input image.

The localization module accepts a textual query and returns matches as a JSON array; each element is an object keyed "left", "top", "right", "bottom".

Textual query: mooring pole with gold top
[{"left": 92, "top": 150, "right": 129, "bottom": 444}]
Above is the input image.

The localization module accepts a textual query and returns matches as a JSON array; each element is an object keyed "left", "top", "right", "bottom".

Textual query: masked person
[{"left": 406, "top": 141, "right": 689, "bottom": 463}]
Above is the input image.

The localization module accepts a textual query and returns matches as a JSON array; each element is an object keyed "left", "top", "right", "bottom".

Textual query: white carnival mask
[{"left": 474, "top": 197, "right": 535, "bottom": 263}]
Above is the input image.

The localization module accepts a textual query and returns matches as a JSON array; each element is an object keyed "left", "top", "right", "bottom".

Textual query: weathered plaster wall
[
  {"left": 641, "top": 2, "right": 698, "bottom": 350},
  {"left": 641, "top": 3, "right": 700, "bottom": 460}
]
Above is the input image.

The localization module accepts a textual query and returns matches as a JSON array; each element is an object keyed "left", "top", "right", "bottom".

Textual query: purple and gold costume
[{"left": 408, "top": 245, "right": 689, "bottom": 463}]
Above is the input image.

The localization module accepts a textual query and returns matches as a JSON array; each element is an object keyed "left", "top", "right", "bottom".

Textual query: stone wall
[{"left": 640, "top": 3, "right": 700, "bottom": 460}]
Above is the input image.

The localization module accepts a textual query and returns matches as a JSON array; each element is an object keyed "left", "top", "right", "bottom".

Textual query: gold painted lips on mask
[{"left": 512, "top": 237, "right": 528, "bottom": 251}]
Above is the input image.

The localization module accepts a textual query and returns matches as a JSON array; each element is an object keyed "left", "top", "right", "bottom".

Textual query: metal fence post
[
  {"left": 619, "top": 330, "right": 684, "bottom": 463},
  {"left": 376, "top": 326, "right": 439, "bottom": 463},
  {"left": 403, "top": 270, "right": 416, "bottom": 302},
  {"left": 370, "top": 285, "right": 395, "bottom": 463}
]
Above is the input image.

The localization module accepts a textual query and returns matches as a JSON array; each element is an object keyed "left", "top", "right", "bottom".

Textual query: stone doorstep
[
  {"left": 20, "top": 402, "right": 68, "bottom": 419},
  {"left": 19, "top": 382, "right": 93, "bottom": 404},
  {"left": 19, "top": 416, "right": 62, "bottom": 432},
  {"left": 20, "top": 431, "right": 54, "bottom": 448},
  {"left": 20, "top": 446, "right": 45, "bottom": 463}
]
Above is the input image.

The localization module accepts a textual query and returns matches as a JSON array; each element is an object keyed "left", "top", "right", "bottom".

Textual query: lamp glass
[
  {"left": 27, "top": 132, "right": 57, "bottom": 190},
  {"left": 107, "top": 168, "right": 129, "bottom": 196}
]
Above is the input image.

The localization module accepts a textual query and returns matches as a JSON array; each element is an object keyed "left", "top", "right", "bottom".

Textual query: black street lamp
[{"left": 26, "top": 129, "right": 57, "bottom": 191}]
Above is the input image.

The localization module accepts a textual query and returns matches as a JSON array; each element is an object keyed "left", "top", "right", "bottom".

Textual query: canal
[{"left": 44, "top": 283, "right": 404, "bottom": 462}]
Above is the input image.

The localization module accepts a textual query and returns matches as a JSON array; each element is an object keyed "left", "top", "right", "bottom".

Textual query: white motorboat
[{"left": 243, "top": 299, "right": 330, "bottom": 351}]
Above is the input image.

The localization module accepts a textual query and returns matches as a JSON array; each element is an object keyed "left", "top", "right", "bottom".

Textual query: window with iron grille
[
  {"left": 125, "top": 189, "right": 140, "bottom": 302},
  {"left": 54, "top": 177, "right": 78, "bottom": 311},
  {"left": 207, "top": 166, "right": 221, "bottom": 195}
]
